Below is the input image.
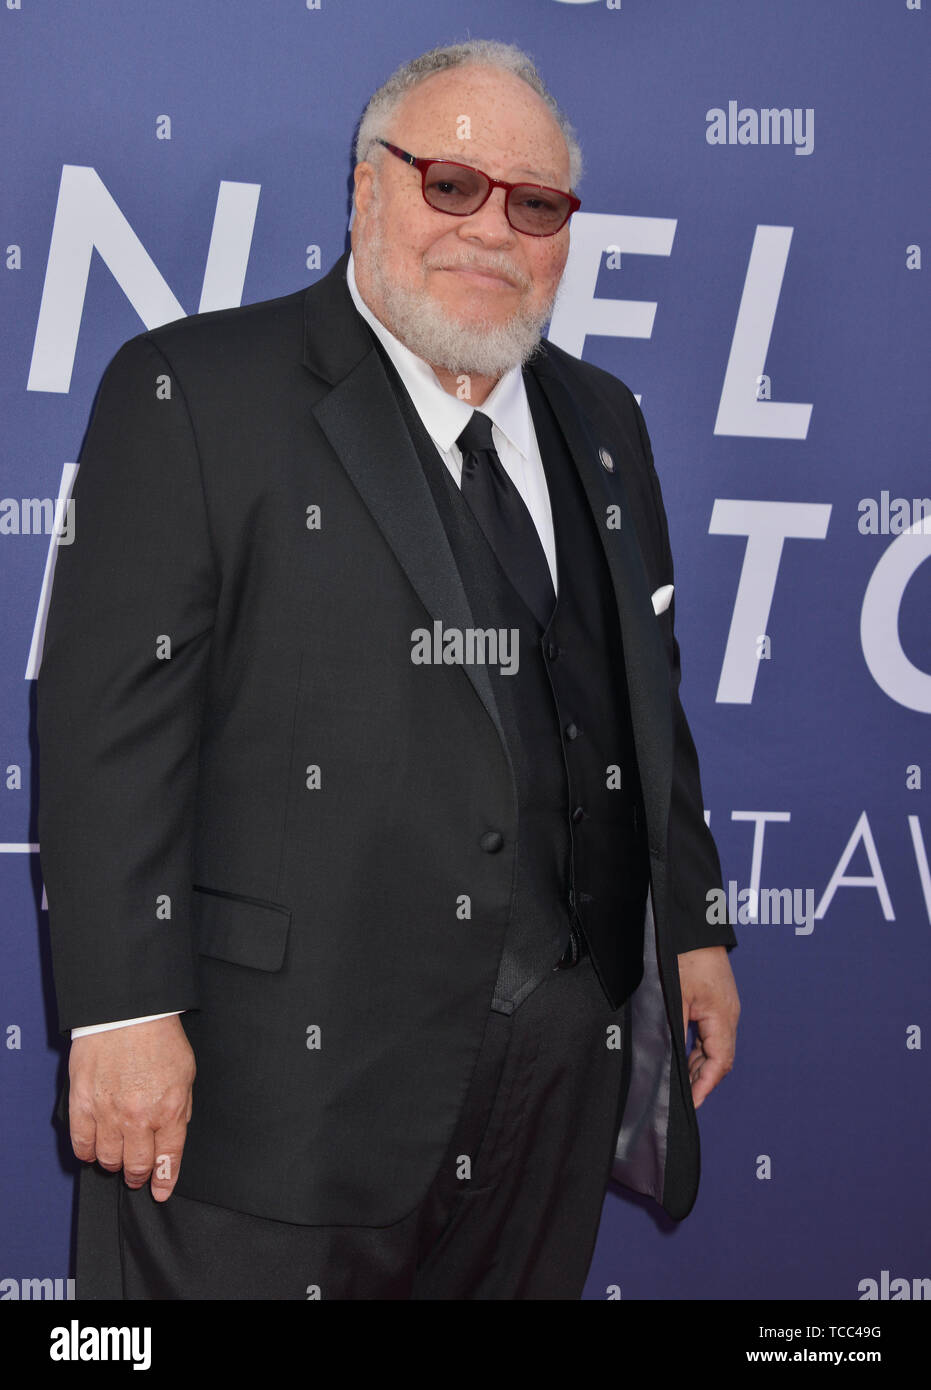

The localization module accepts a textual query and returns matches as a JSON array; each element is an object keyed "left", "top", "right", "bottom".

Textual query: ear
[{"left": 353, "top": 161, "right": 376, "bottom": 221}]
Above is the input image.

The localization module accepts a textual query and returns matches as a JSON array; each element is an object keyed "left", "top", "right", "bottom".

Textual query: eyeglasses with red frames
[{"left": 373, "top": 139, "right": 581, "bottom": 237}]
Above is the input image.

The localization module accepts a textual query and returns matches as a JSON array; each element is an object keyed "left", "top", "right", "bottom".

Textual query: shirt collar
[{"left": 346, "top": 251, "right": 533, "bottom": 459}]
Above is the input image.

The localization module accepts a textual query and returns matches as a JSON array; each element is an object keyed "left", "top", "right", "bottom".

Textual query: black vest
[{"left": 372, "top": 338, "right": 649, "bottom": 1013}]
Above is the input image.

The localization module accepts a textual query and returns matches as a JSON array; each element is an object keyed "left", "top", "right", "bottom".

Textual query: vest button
[
  {"left": 571, "top": 806, "right": 586, "bottom": 824},
  {"left": 479, "top": 830, "right": 504, "bottom": 853},
  {"left": 565, "top": 722, "right": 579, "bottom": 740}
]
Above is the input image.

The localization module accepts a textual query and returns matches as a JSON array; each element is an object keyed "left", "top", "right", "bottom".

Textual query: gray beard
[{"left": 360, "top": 217, "right": 560, "bottom": 380}]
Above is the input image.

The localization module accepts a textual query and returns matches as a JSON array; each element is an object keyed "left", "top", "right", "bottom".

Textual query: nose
[{"left": 456, "top": 186, "right": 516, "bottom": 245}]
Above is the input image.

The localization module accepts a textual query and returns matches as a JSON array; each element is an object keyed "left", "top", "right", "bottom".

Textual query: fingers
[
  {"left": 68, "top": 1093, "right": 99, "bottom": 1165},
  {"left": 678, "top": 947, "right": 740, "bottom": 1108},
  {"left": 687, "top": 1017, "right": 736, "bottom": 1106},
  {"left": 70, "top": 1107, "right": 188, "bottom": 1196},
  {"left": 93, "top": 1125, "right": 127, "bottom": 1174},
  {"left": 689, "top": 1052, "right": 728, "bottom": 1109},
  {"left": 69, "top": 1095, "right": 127, "bottom": 1174},
  {"left": 149, "top": 1118, "right": 188, "bottom": 1202},
  {"left": 121, "top": 1126, "right": 157, "bottom": 1189}
]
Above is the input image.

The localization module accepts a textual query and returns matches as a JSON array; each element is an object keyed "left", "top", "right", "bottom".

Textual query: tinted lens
[
  {"left": 508, "top": 186, "right": 571, "bottom": 235},
  {"left": 423, "top": 163, "right": 487, "bottom": 213}
]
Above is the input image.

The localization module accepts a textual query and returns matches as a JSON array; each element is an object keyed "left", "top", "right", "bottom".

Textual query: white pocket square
[{"left": 651, "top": 584, "right": 674, "bottom": 616}]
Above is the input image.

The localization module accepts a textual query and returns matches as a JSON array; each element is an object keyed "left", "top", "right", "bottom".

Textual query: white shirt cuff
[{"left": 71, "top": 1011, "right": 184, "bottom": 1039}]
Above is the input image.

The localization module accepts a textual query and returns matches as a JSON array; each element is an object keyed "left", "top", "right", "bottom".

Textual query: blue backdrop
[{"left": 1, "top": 0, "right": 928, "bottom": 1301}]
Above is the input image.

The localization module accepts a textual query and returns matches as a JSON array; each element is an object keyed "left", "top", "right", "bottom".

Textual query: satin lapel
[
  {"left": 527, "top": 351, "right": 674, "bottom": 856},
  {"left": 303, "top": 260, "right": 510, "bottom": 764}
]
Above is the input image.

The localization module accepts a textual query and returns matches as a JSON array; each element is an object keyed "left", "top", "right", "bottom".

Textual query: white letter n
[{"left": 28, "top": 166, "right": 260, "bottom": 394}]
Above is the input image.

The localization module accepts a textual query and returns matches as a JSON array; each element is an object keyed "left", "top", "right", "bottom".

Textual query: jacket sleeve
[
  {"left": 37, "top": 334, "right": 219, "bottom": 1032},
  {"left": 634, "top": 399, "right": 737, "bottom": 956}
]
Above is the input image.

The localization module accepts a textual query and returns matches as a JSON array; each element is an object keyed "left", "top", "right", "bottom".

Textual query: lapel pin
[{"left": 598, "top": 447, "right": 615, "bottom": 473}]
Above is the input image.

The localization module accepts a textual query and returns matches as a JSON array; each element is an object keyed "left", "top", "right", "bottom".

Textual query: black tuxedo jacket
[{"left": 38, "top": 250, "right": 735, "bottom": 1226}]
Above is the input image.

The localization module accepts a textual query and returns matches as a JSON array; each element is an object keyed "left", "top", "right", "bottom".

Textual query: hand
[
  {"left": 677, "top": 946, "right": 739, "bottom": 1109},
  {"left": 68, "top": 1015, "right": 196, "bottom": 1201}
]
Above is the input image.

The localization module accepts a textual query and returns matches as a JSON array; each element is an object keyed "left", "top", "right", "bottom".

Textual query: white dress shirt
[
  {"left": 71, "top": 253, "right": 558, "bottom": 1039},
  {"left": 344, "top": 252, "right": 558, "bottom": 590}
]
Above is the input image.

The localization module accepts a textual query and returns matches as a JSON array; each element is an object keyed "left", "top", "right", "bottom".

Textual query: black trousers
[{"left": 75, "top": 952, "right": 632, "bottom": 1300}]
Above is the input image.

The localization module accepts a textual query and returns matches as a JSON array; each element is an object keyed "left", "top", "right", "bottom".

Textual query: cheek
[
  {"left": 390, "top": 219, "right": 437, "bottom": 270},
  {"left": 530, "top": 248, "right": 566, "bottom": 297},
  {"left": 374, "top": 236, "right": 418, "bottom": 288}
]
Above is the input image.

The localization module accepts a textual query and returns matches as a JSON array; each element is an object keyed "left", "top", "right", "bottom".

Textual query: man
[{"left": 38, "top": 39, "right": 739, "bottom": 1300}]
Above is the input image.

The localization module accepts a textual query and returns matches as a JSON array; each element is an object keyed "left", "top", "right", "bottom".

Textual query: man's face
[{"left": 351, "top": 64, "right": 573, "bottom": 382}]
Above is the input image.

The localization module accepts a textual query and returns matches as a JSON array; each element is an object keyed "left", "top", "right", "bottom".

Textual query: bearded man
[{"left": 38, "top": 38, "right": 738, "bottom": 1300}]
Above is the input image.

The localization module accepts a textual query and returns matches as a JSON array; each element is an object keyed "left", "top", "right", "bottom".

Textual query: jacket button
[
  {"left": 480, "top": 831, "right": 504, "bottom": 853},
  {"left": 571, "top": 806, "right": 586, "bottom": 824},
  {"left": 565, "top": 722, "right": 579, "bottom": 740},
  {"left": 547, "top": 642, "right": 560, "bottom": 660}
]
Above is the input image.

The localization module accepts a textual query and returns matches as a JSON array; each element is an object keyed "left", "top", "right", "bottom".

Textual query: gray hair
[{"left": 354, "top": 39, "right": 583, "bottom": 190}]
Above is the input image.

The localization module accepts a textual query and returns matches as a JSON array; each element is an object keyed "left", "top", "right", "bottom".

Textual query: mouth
[{"left": 434, "top": 265, "right": 520, "bottom": 290}]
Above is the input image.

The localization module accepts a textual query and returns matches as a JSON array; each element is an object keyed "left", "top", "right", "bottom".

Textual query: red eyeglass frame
[{"left": 374, "top": 139, "right": 581, "bottom": 236}]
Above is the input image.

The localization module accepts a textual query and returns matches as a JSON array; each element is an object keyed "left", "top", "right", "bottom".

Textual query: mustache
[{"left": 423, "top": 253, "right": 529, "bottom": 291}]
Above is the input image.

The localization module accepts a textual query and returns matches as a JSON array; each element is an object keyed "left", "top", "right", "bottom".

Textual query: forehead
[{"left": 387, "top": 65, "right": 570, "bottom": 187}]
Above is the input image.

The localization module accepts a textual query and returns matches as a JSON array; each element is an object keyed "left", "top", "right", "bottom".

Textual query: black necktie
[{"left": 456, "top": 411, "right": 556, "bottom": 629}]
